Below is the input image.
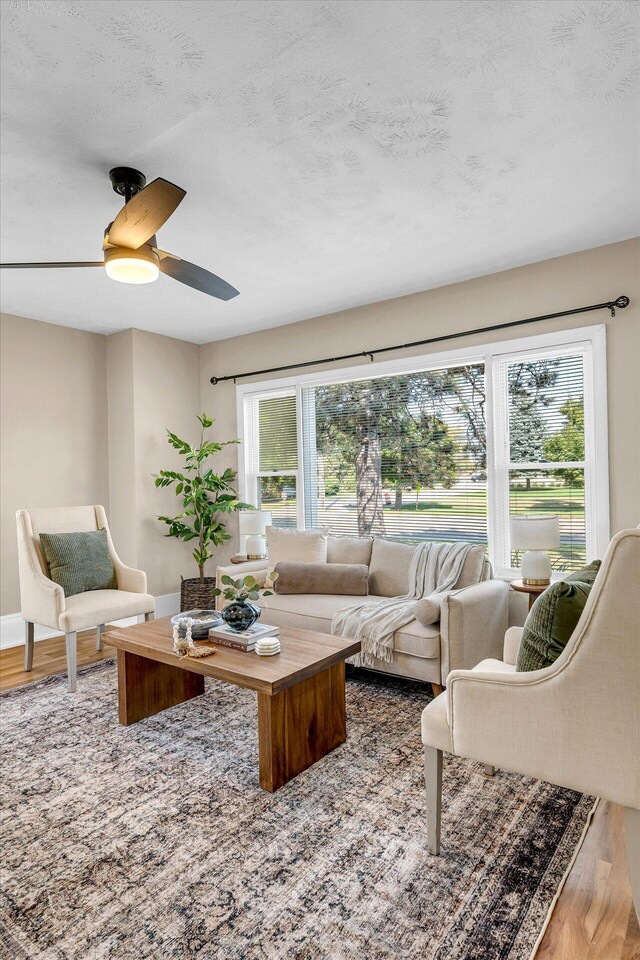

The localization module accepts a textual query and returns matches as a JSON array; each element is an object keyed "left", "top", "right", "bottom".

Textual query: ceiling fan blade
[
  {"left": 155, "top": 250, "right": 239, "bottom": 301},
  {"left": 108, "top": 178, "right": 186, "bottom": 250},
  {"left": 0, "top": 261, "right": 103, "bottom": 268}
]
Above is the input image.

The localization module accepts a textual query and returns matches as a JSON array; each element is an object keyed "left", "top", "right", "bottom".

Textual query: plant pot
[
  {"left": 221, "top": 600, "right": 261, "bottom": 633},
  {"left": 180, "top": 576, "right": 217, "bottom": 612}
]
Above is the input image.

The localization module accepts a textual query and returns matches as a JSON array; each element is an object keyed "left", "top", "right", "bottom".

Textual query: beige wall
[
  {"left": 199, "top": 238, "right": 640, "bottom": 566},
  {"left": 1, "top": 319, "right": 201, "bottom": 615},
  {"left": 97, "top": 327, "right": 203, "bottom": 599},
  {"left": 0, "top": 313, "right": 109, "bottom": 614},
  {"left": 128, "top": 329, "right": 201, "bottom": 597},
  {"left": 106, "top": 329, "right": 137, "bottom": 569}
]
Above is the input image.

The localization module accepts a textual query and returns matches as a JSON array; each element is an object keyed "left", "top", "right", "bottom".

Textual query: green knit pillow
[
  {"left": 40, "top": 529, "right": 117, "bottom": 597},
  {"left": 516, "top": 560, "right": 601, "bottom": 672}
]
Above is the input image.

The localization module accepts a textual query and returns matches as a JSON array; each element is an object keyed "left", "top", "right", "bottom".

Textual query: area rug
[{"left": 0, "top": 662, "right": 594, "bottom": 960}]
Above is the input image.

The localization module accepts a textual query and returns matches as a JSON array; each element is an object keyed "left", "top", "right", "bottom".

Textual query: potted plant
[
  {"left": 212, "top": 573, "right": 277, "bottom": 632},
  {"left": 154, "top": 413, "right": 251, "bottom": 611}
]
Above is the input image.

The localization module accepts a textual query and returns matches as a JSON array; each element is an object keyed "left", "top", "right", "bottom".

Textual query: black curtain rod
[{"left": 210, "top": 294, "right": 630, "bottom": 385}]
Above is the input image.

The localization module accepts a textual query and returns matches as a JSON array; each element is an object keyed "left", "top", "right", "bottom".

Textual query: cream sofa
[{"left": 216, "top": 537, "right": 509, "bottom": 689}]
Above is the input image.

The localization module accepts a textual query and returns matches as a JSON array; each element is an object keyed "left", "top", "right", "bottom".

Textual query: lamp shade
[
  {"left": 510, "top": 515, "right": 560, "bottom": 551},
  {"left": 238, "top": 510, "right": 272, "bottom": 536}
]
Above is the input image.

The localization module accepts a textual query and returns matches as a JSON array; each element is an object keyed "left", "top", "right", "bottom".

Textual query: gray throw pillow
[
  {"left": 40, "top": 529, "right": 117, "bottom": 597},
  {"left": 274, "top": 562, "right": 369, "bottom": 596}
]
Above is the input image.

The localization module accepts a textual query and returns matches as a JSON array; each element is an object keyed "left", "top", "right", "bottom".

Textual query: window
[
  {"left": 246, "top": 392, "right": 299, "bottom": 527},
  {"left": 493, "top": 349, "right": 590, "bottom": 573},
  {"left": 300, "top": 365, "right": 488, "bottom": 546},
  {"left": 239, "top": 325, "right": 608, "bottom": 578}
]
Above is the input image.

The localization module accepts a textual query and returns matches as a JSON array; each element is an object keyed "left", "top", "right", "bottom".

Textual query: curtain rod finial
[{"left": 610, "top": 295, "right": 630, "bottom": 316}]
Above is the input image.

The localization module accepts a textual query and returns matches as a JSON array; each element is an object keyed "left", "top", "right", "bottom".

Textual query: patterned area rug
[{"left": 0, "top": 662, "right": 593, "bottom": 960}]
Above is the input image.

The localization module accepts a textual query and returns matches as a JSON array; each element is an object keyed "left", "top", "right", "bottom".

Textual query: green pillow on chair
[
  {"left": 40, "top": 529, "right": 117, "bottom": 597},
  {"left": 516, "top": 560, "right": 601, "bottom": 672}
]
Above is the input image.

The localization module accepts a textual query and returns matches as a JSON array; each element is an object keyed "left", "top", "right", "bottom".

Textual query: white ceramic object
[
  {"left": 510, "top": 515, "right": 560, "bottom": 585},
  {"left": 255, "top": 637, "right": 281, "bottom": 657},
  {"left": 520, "top": 550, "right": 553, "bottom": 585},
  {"left": 238, "top": 510, "right": 272, "bottom": 558}
]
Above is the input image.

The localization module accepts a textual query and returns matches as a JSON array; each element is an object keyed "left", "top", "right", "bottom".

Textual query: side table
[{"left": 510, "top": 579, "right": 548, "bottom": 611}]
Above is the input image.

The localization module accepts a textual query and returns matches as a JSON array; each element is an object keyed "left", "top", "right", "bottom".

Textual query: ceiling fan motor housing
[
  {"left": 109, "top": 166, "right": 147, "bottom": 198},
  {"left": 104, "top": 245, "right": 159, "bottom": 266}
]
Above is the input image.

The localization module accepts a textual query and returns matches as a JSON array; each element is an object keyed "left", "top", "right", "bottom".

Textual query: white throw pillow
[{"left": 265, "top": 527, "right": 328, "bottom": 587}]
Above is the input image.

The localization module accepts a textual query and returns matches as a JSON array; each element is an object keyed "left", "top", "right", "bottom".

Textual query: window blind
[
  {"left": 505, "top": 353, "right": 587, "bottom": 571},
  {"left": 301, "top": 364, "right": 488, "bottom": 545},
  {"left": 254, "top": 393, "right": 298, "bottom": 528}
]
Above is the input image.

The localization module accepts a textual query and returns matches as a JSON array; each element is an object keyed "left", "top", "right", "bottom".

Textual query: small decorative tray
[{"left": 171, "top": 609, "right": 222, "bottom": 639}]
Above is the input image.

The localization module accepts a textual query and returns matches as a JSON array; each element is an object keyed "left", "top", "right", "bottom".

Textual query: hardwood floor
[
  {"left": 1, "top": 636, "right": 638, "bottom": 958},
  {"left": 0, "top": 628, "right": 115, "bottom": 692}
]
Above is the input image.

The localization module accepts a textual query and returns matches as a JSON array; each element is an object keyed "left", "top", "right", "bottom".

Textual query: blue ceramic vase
[{"left": 221, "top": 600, "right": 261, "bottom": 632}]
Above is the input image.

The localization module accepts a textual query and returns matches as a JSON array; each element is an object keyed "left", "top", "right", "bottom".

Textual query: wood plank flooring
[{"left": 1, "top": 635, "right": 638, "bottom": 958}]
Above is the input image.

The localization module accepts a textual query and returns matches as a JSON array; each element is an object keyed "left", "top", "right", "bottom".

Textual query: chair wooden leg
[
  {"left": 65, "top": 631, "right": 77, "bottom": 693},
  {"left": 144, "top": 611, "right": 154, "bottom": 622},
  {"left": 24, "top": 621, "right": 34, "bottom": 672},
  {"left": 424, "top": 745, "right": 442, "bottom": 855},
  {"left": 484, "top": 764, "right": 496, "bottom": 777},
  {"left": 624, "top": 807, "right": 640, "bottom": 922},
  {"left": 96, "top": 623, "right": 105, "bottom": 652},
  {"left": 431, "top": 683, "right": 444, "bottom": 698}
]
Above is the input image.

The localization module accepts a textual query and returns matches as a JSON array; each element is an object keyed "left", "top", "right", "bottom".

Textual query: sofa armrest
[
  {"left": 503, "top": 626, "right": 523, "bottom": 666},
  {"left": 113, "top": 560, "right": 147, "bottom": 594},
  {"left": 15, "top": 510, "right": 65, "bottom": 629},
  {"left": 215, "top": 561, "right": 269, "bottom": 611},
  {"left": 445, "top": 663, "right": 560, "bottom": 773},
  {"left": 439, "top": 579, "right": 509, "bottom": 683}
]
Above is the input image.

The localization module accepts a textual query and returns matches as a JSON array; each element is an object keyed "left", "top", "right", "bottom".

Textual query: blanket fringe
[{"left": 357, "top": 634, "right": 395, "bottom": 665}]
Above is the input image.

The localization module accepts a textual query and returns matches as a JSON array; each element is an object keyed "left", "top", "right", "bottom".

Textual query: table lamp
[
  {"left": 238, "top": 510, "right": 272, "bottom": 560},
  {"left": 509, "top": 515, "right": 560, "bottom": 585}
]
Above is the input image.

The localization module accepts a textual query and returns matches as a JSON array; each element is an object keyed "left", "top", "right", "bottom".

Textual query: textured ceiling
[{"left": 1, "top": 0, "right": 638, "bottom": 343}]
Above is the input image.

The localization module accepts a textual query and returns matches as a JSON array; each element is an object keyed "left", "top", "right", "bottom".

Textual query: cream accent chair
[
  {"left": 421, "top": 527, "right": 640, "bottom": 919},
  {"left": 16, "top": 506, "right": 155, "bottom": 692}
]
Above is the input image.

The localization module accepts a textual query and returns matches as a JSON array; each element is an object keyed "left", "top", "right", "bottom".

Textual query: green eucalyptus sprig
[{"left": 212, "top": 572, "right": 278, "bottom": 604}]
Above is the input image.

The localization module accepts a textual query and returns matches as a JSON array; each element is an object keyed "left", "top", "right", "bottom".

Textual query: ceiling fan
[{"left": 0, "top": 167, "right": 239, "bottom": 301}]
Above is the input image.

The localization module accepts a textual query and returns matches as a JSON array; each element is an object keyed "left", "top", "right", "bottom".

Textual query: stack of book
[{"left": 208, "top": 622, "right": 280, "bottom": 652}]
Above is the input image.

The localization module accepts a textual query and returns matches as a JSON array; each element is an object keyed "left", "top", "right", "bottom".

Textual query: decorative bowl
[{"left": 171, "top": 609, "right": 221, "bottom": 639}]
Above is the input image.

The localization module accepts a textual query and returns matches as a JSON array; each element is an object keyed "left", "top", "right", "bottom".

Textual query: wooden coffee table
[{"left": 104, "top": 617, "right": 361, "bottom": 792}]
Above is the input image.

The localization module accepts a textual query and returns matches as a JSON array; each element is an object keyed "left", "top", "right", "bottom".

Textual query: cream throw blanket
[{"left": 331, "top": 541, "right": 473, "bottom": 666}]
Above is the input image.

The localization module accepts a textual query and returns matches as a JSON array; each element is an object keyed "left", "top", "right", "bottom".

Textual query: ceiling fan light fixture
[{"left": 104, "top": 246, "right": 159, "bottom": 285}]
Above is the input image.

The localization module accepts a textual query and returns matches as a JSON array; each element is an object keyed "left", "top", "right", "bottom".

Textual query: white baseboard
[{"left": 0, "top": 593, "right": 180, "bottom": 650}]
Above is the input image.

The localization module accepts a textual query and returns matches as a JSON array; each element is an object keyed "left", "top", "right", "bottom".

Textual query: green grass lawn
[{"left": 390, "top": 487, "right": 584, "bottom": 518}]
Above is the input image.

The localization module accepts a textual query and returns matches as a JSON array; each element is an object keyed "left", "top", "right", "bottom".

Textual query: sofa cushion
[
  {"left": 454, "top": 545, "right": 486, "bottom": 588},
  {"left": 258, "top": 592, "right": 440, "bottom": 659},
  {"left": 368, "top": 540, "right": 487, "bottom": 597},
  {"left": 58, "top": 589, "right": 155, "bottom": 633},
  {"left": 368, "top": 540, "right": 416, "bottom": 597},
  {"left": 265, "top": 527, "right": 327, "bottom": 586},
  {"left": 516, "top": 561, "right": 601, "bottom": 672},
  {"left": 39, "top": 529, "right": 117, "bottom": 597},
  {"left": 327, "top": 536, "right": 373, "bottom": 566},
  {"left": 274, "top": 562, "right": 368, "bottom": 596}
]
